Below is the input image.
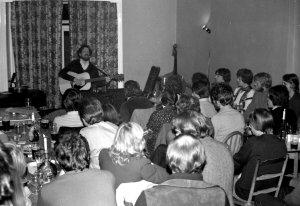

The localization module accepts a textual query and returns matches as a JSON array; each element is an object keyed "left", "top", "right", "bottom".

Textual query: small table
[{"left": 286, "top": 134, "right": 300, "bottom": 178}]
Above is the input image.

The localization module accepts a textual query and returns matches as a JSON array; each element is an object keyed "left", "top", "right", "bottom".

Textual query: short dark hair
[
  {"left": 192, "top": 72, "right": 209, "bottom": 85},
  {"left": 268, "top": 85, "right": 289, "bottom": 107},
  {"left": 78, "top": 96, "right": 103, "bottom": 125},
  {"left": 215, "top": 68, "right": 231, "bottom": 83},
  {"left": 62, "top": 88, "right": 82, "bottom": 112},
  {"left": 210, "top": 83, "right": 233, "bottom": 106},
  {"left": 124, "top": 80, "right": 141, "bottom": 97},
  {"left": 237, "top": 68, "right": 253, "bottom": 85},
  {"left": 254, "top": 72, "right": 272, "bottom": 89},
  {"left": 283, "top": 73, "right": 299, "bottom": 93},
  {"left": 55, "top": 131, "right": 90, "bottom": 172},
  {"left": 192, "top": 81, "right": 210, "bottom": 98},
  {"left": 102, "top": 103, "right": 120, "bottom": 125},
  {"left": 165, "top": 75, "right": 184, "bottom": 96},
  {"left": 176, "top": 94, "right": 200, "bottom": 113},
  {"left": 77, "top": 45, "right": 92, "bottom": 57},
  {"left": 249, "top": 108, "right": 274, "bottom": 134}
]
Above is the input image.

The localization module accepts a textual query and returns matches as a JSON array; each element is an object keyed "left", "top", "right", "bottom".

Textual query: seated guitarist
[{"left": 59, "top": 45, "right": 109, "bottom": 92}]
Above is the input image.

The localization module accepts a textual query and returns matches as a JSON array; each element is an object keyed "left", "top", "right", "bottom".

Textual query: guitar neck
[{"left": 84, "top": 77, "right": 105, "bottom": 83}]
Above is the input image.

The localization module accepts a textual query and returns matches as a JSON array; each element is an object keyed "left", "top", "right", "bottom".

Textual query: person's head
[
  {"left": 215, "top": 68, "right": 231, "bottom": 84},
  {"left": 167, "top": 133, "right": 206, "bottom": 174},
  {"left": 165, "top": 75, "right": 184, "bottom": 96},
  {"left": 109, "top": 122, "right": 145, "bottom": 165},
  {"left": 176, "top": 94, "right": 200, "bottom": 114},
  {"left": 78, "top": 96, "right": 103, "bottom": 126},
  {"left": 192, "top": 72, "right": 209, "bottom": 85},
  {"left": 124, "top": 80, "right": 141, "bottom": 98},
  {"left": 4, "top": 143, "right": 26, "bottom": 178},
  {"left": 102, "top": 103, "right": 120, "bottom": 125},
  {"left": 0, "top": 141, "right": 25, "bottom": 206},
  {"left": 252, "top": 72, "right": 272, "bottom": 92},
  {"left": 172, "top": 111, "right": 214, "bottom": 138},
  {"left": 62, "top": 88, "right": 82, "bottom": 112},
  {"left": 192, "top": 80, "right": 210, "bottom": 99},
  {"left": 55, "top": 131, "right": 90, "bottom": 172},
  {"left": 236, "top": 68, "right": 253, "bottom": 87},
  {"left": 282, "top": 73, "right": 299, "bottom": 94},
  {"left": 268, "top": 85, "right": 289, "bottom": 108},
  {"left": 210, "top": 83, "right": 233, "bottom": 109},
  {"left": 77, "top": 45, "right": 92, "bottom": 61},
  {"left": 249, "top": 108, "right": 274, "bottom": 135}
]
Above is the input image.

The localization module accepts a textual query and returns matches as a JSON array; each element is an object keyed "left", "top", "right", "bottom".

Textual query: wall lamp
[{"left": 202, "top": 25, "right": 211, "bottom": 34}]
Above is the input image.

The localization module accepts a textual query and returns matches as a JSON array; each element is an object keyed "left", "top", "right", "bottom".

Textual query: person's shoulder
[{"left": 86, "top": 169, "right": 115, "bottom": 180}]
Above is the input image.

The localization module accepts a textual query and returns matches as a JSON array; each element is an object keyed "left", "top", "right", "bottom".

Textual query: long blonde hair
[{"left": 109, "top": 122, "right": 145, "bottom": 165}]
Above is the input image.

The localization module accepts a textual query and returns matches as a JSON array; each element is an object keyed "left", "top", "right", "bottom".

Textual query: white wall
[{"left": 122, "top": 0, "right": 177, "bottom": 89}]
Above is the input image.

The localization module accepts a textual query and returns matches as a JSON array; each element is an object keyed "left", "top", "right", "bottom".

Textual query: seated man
[
  {"left": 233, "top": 68, "right": 255, "bottom": 112},
  {"left": 135, "top": 133, "right": 229, "bottom": 206},
  {"left": 120, "top": 80, "right": 154, "bottom": 122},
  {"left": 37, "top": 130, "right": 116, "bottom": 206}
]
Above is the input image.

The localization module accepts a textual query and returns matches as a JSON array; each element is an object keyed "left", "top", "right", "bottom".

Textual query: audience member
[
  {"left": 176, "top": 93, "right": 200, "bottom": 114},
  {"left": 78, "top": 97, "right": 118, "bottom": 169},
  {"left": 53, "top": 88, "right": 83, "bottom": 132},
  {"left": 135, "top": 133, "right": 229, "bottom": 206},
  {"left": 37, "top": 131, "right": 116, "bottom": 206},
  {"left": 99, "top": 122, "right": 168, "bottom": 188},
  {"left": 191, "top": 72, "right": 210, "bottom": 86},
  {"left": 233, "top": 108, "right": 287, "bottom": 200},
  {"left": 233, "top": 68, "right": 255, "bottom": 112},
  {"left": 268, "top": 85, "right": 298, "bottom": 135},
  {"left": 215, "top": 68, "right": 231, "bottom": 84},
  {"left": 120, "top": 80, "right": 154, "bottom": 122},
  {"left": 282, "top": 73, "right": 300, "bottom": 125},
  {"left": 244, "top": 72, "right": 272, "bottom": 121},
  {"left": 192, "top": 80, "right": 217, "bottom": 118},
  {"left": 211, "top": 83, "right": 245, "bottom": 143},
  {"left": 0, "top": 141, "right": 25, "bottom": 206}
]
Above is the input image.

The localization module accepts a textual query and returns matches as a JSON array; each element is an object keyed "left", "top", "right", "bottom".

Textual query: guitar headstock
[{"left": 172, "top": 44, "right": 177, "bottom": 57}]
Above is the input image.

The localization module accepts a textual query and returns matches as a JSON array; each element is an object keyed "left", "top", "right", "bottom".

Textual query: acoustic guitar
[{"left": 59, "top": 71, "right": 124, "bottom": 94}]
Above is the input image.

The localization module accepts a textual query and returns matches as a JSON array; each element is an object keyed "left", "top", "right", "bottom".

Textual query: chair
[
  {"left": 222, "top": 131, "right": 243, "bottom": 154},
  {"left": 234, "top": 155, "right": 288, "bottom": 206}
]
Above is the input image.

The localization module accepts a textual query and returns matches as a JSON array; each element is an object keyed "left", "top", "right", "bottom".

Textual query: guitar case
[{"left": 143, "top": 66, "right": 160, "bottom": 98}]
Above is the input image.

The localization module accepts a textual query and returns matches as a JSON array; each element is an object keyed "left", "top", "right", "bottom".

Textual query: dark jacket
[
  {"left": 233, "top": 134, "right": 287, "bottom": 200},
  {"left": 135, "top": 173, "right": 229, "bottom": 206},
  {"left": 289, "top": 93, "right": 300, "bottom": 123}
]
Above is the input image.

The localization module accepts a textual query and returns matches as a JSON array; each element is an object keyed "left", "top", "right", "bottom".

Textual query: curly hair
[
  {"left": 77, "top": 44, "right": 92, "bottom": 57},
  {"left": 253, "top": 72, "right": 272, "bottom": 90},
  {"left": 176, "top": 94, "right": 200, "bottom": 113},
  {"left": 109, "top": 122, "right": 145, "bottom": 165},
  {"left": 215, "top": 68, "right": 231, "bottom": 83},
  {"left": 210, "top": 83, "right": 233, "bottom": 106},
  {"left": 62, "top": 88, "right": 82, "bottom": 112},
  {"left": 55, "top": 131, "right": 90, "bottom": 172},
  {"left": 78, "top": 96, "right": 103, "bottom": 125}
]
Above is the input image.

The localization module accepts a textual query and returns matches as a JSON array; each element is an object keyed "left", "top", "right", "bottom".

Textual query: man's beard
[{"left": 80, "top": 55, "right": 90, "bottom": 61}]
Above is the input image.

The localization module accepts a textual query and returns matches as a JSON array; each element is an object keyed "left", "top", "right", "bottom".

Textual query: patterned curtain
[
  {"left": 11, "top": 0, "right": 63, "bottom": 108},
  {"left": 69, "top": 1, "right": 118, "bottom": 81}
]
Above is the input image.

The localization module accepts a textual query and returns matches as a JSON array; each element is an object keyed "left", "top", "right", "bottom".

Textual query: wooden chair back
[{"left": 223, "top": 131, "right": 243, "bottom": 154}]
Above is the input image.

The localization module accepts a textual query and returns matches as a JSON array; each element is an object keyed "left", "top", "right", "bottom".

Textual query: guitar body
[{"left": 59, "top": 72, "right": 92, "bottom": 94}]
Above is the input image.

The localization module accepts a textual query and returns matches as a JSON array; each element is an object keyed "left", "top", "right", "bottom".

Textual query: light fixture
[{"left": 202, "top": 25, "right": 211, "bottom": 34}]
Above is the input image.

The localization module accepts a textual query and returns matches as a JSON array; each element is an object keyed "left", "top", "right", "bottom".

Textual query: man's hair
[
  {"left": 102, "top": 103, "right": 120, "bottom": 125},
  {"left": 268, "top": 85, "right": 289, "bottom": 107},
  {"left": 172, "top": 110, "right": 214, "bottom": 138},
  {"left": 77, "top": 44, "right": 92, "bottom": 57},
  {"left": 192, "top": 81, "right": 210, "bottom": 98},
  {"left": 167, "top": 133, "right": 206, "bottom": 174},
  {"left": 165, "top": 75, "right": 184, "bottom": 96},
  {"left": 254, "top": 72, "right": 272, "bottom": 90},
  {"left": 62, "top": 88, "right": 82, "bottom": 112},
  {"left": 210, "top": 83, "right": 233, "bottom": 106},
  {"left": 124, "top": 80, "right": 141, "bottom": 97},
  {"left": 249, "top": 108, "right": 274, "bottom": 134},
  {"left": 237, "top": 68, "right": 253, "bottom": 85},
  {"left": 109, "top": 122, "right": 145, "bottom": 165},
  {"left": 283, "top": 73, "right": 299, "bottom": 93},
  {"left": 55, "top": 131, "right": 90, "bottom": 172},
  {"left": 215, "top": 68, "right": 231, "bottom": 83},
  {"left": 192, "top": 72, "right": 209, "bottom": 85},
  {"left": 176, "top": 94, "right": 200, "bottom": 113},
  {"left": 78, "top": 96, "right": 103, "bottom": 125}
]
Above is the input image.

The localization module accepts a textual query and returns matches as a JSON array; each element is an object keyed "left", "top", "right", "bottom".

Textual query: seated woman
[
  {"left": 135, "top": 133, "right": 229, "bottom": 206},
  {"left": 99, "top": 122, "right": 169, "bottom": 188},
  {"left": 37, "top": 131, "right": 116, "bottom": 206},
  {"left": 233, "top": 108, "right": 287, "bottom": 200},
  {"left": 210, "top": 83, "right": 245, "bottom": 143},
  {"left": 79, "top": 97, "right": 119, "bottom": 169},
  {"left": 0, "top": 141, "right": 25, "bottom": 206},
  {"left": 268, "top": 85, "right": 298, "bottom": 135},
  {"left": 53, "top": 88, "right": 83, "bottom": 132}
]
